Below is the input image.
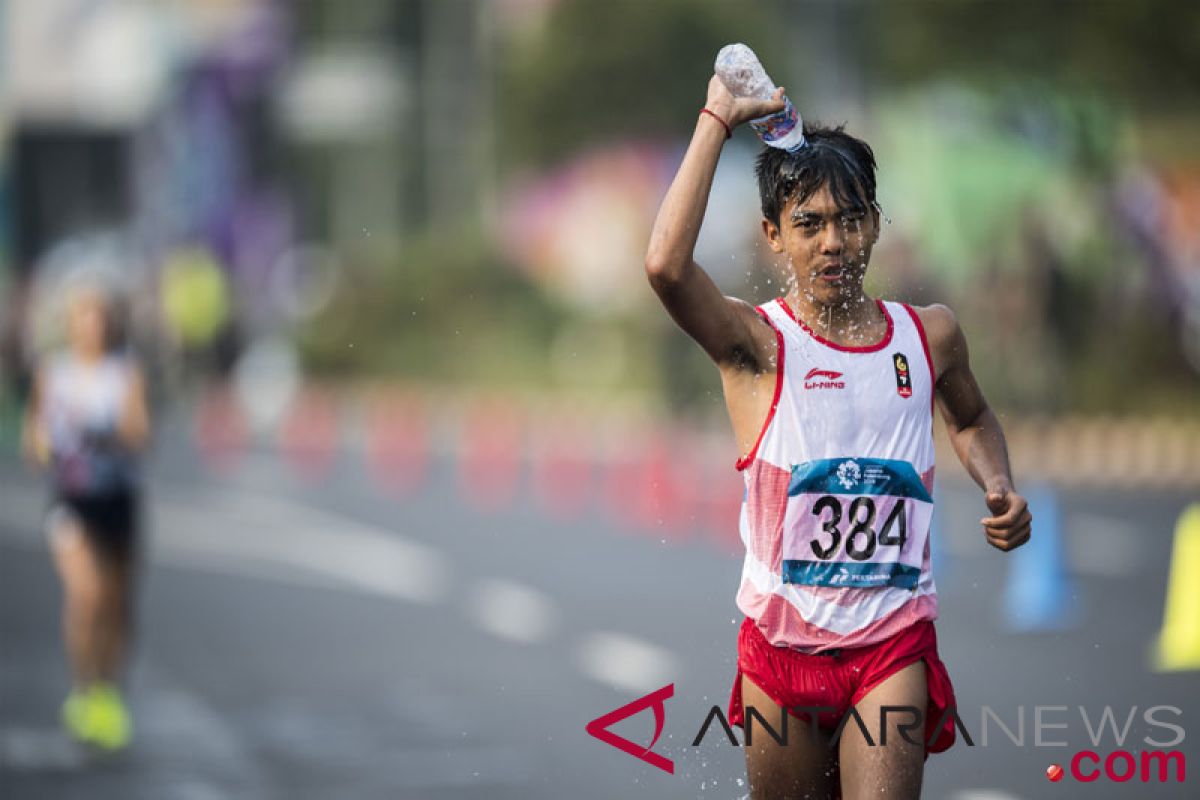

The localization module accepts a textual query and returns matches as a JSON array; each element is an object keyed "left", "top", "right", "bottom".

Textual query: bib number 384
[
  {"left": 781, "top": 457, "right": 932, "bottom": 590},
  {"left": 809, "top": 495, "right": 907, "bottom": 561}
]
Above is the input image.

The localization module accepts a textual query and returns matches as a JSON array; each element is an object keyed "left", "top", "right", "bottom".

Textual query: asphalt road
[{"left": 1, "top": 420, "right": 1197, "bottom": 799}]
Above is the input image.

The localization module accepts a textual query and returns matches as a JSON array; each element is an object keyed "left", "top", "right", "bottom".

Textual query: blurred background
[{"left": 1, "top": 1, "right": 1197, "bottom": 799}]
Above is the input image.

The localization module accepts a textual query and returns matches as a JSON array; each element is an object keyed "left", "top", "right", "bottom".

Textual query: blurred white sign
[{"left": 6, "top": 0, "right": 169, "bottom": 126}]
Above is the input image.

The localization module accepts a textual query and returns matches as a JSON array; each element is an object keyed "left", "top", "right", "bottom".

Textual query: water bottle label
[{"left": 750, "top": 97, "right": 800, "bottom": 147}]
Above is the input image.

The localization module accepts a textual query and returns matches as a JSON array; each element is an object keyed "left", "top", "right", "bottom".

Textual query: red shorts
[{"left": 728, "top": 616, "right": 957, "bottom": 755}]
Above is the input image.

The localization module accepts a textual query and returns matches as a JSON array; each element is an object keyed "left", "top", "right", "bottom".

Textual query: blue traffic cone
[{"left": 1002, "top": 482, "right": 1081, "bottom": 632}]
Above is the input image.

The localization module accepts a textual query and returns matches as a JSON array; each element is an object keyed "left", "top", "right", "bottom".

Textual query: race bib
[{"left": 781, "top": 457, "right": 932, "bottom": 589}]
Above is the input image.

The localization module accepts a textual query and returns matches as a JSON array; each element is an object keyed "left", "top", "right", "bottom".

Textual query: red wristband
[{"left": 700, "top": 108, "right": 732, "bottom": 140}]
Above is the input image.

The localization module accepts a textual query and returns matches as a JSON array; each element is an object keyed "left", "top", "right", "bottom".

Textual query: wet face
[
  {"left": 762, "top": 183, "right": 879, "bottom": 308},
  {"left": 67, "top": 290, "right": 108, "bottom": 357}
]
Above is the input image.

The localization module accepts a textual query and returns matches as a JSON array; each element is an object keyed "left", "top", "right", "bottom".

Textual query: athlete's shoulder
[
  {"left": 906, "top": 303, "right": 969, "bottom": 378},
  {"left": 906, "top": 303, "right": 960, "bottom": 346},
  {"left": 725, "top": 294, "right": 780, "bottom": 321},
  {"left": 724, "top": 294, "right": 761, "bottom": 317}
]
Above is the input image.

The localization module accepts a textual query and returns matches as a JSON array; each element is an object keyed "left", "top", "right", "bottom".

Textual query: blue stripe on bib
[
  {"left": 787, "top": 457, "right": 933, "bottom": 503},
  {"left": 782, "top": 559, "right": 921, "bottom": 589}
]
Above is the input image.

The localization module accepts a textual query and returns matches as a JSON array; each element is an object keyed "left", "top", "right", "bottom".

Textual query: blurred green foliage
[
  {"left": 498, "top": 0, "right": 781, "bottom": 169},
  {"left": 862, "top": 0, "right": 1200, "bottom": 115},
  {"left": 299, "top": 227, "right": 569, "bottom": 387},
  {"left": 300, "top": 0, "right": 1199, "bottom": 416}
]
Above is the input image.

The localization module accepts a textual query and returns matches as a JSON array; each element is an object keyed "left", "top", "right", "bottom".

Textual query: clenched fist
[{"left": 980, "top": 487, "right": 1032, "bottom": 552}]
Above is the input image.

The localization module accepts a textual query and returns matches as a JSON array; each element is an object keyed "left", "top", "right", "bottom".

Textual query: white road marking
[
  {"left": 133, "top": 662, "right": 265, "bottom": 795},
  {"left": 1, "top": 471, "right": 686, "bottom": 705},
  {"left": 465, "top": 578, "right": 558, "bottom": 644},
  {"left": 0, "top": 477, "right": 451, "bottom": 604},
  {"left": 0, "top": 727, "right": 90, "bottom": 771},
  {"left": 155, "top": 487, "right": 450, "bottom": 604},
  {"left": 0, "top": 659, "right": 264, "bottom": 795},
  {"left": 574, "top": 631, "right": 679, "bottom": 694}
]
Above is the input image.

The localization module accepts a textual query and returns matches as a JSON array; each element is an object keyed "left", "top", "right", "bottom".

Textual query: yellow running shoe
[
  {"left": 61, "top": 688, "right": 91, "bottom": 742},
  {"left": 85, "top": 683, "right": 132, "bottom": 751}
]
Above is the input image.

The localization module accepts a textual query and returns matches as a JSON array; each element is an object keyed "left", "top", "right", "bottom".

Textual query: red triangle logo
[{"left": 585, "top": 683, "right": 674, "bottom": 774}]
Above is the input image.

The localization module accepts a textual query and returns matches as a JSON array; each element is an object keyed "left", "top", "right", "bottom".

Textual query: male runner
[{"left": 645, "top": 76, "right": 1031, "bottom": 798}]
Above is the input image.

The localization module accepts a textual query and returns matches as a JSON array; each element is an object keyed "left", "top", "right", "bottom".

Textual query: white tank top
[
  {"left": 735, "top": 297, "right": 938, "bottom": 653},
  {"left": 43, "top": 352, "right": 139, "bottom": 494}
]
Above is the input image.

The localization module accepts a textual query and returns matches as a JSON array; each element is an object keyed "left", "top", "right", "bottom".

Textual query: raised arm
[
  {"left": 918, "top": 304, "right": 1032, "bottom": 552},
  {"left": 644, "top": 76, "right": 785, "bottom": 370}
]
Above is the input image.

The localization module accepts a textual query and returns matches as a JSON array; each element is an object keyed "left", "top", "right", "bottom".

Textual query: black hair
[{"left": 754, "top": 123, "right": 878, "bottom": 225}]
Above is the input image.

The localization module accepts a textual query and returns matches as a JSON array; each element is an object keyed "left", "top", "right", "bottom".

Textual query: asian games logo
[{"left": 837, "top": 459, "right": 861, "bottom": 489}]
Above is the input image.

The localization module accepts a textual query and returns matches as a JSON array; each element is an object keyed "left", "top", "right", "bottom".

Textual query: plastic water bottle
[{"left": 714, "top": 44, "right": 805, "bottom": 152}]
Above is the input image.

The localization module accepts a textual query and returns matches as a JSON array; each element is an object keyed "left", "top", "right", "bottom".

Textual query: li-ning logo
[
  {"left": 585, "top": 684, "right": 674, "bottom": 774},
  {"left": 893, "top": 353, "right": 912, "bottom": 398},
  {"left": 836, "top": 459, "right": 861, "bottom": 489},
  {"left": 804, "top": 367, "right": 845, "bottom": 390}
]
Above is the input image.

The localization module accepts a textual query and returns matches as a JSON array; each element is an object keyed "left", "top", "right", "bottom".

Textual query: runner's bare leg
[
  {"left": 49, "top": 516, "right": 104, "bottom": 687},
  {"left": 742, "top": 674, "right": 839, "bottom": 800},
  {"left": 838, "top": 660, "right": 927, "bottom": 800},
  {"left": 95, "top": 551, "right": 135, "bottom": 682}
]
